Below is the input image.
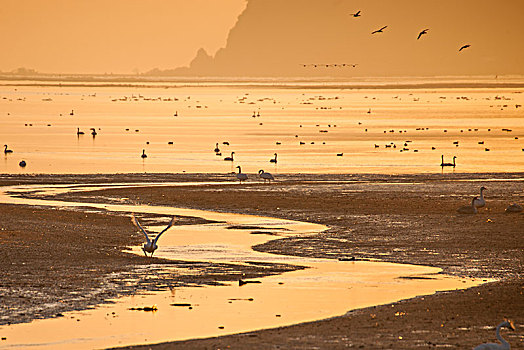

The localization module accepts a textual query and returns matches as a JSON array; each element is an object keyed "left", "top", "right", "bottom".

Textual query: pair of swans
[
  {"left": 235, "top": 167, "right": 275, "bottom": 183},
  {"left": 441, "top": 155, "right": 457, "bottom": 167}
]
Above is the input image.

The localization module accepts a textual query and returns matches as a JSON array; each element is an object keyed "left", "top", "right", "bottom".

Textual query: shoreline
[{"left": 0, "top": 172, "right": 522, "bottom": 348}]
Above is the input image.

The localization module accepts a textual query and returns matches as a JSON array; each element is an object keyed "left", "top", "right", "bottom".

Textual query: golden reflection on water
[
  {"left": 0, "top": 183, "right": 487, "bottom": 349},
  {"left": 1, "top": 84, "right": 523, "bottom": 174}
]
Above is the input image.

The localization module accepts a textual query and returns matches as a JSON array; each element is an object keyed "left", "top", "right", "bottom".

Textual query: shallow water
[
  {"left": 0, "top": 183, "right": 486, "bottom": 349},
  {"left": 1, "top": 81, "right": 523, "bottom": 174}
]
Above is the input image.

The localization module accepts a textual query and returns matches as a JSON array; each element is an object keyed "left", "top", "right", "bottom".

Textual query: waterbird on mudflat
[
  {"left": 224, "top": 152, "right": 235, "bottom": 161},
  {"left": 258, "top": 169, "right": 274, "bottom": 183},
  {"left": 4, "top": 145, "right": 13, "bottom": 154},
  {"left": 457, "top": 197, "right": 478, "bottom": 214},
  {"left": 417, "top": 28, "right": 429, "bottom": 40},
  {"left": 214, "top": 143, "right": 220, "bottom": 153},
  {"left": 90, "top": 128, "right": 97, "bottom": 136},
  {"left": 350, "top": 10, "right": 361, "bottom": 17},
  {"left": 141, "top": 149, "right": 147, "bottom": 158},
  {"left": 473, "top": 320, "right": 515, "bottom": 350},
  {"left": 371, "top": 26, "right": 387, "bottom": 34},
  {"left": 132, "top": 214, "right": 175, "bottom": 257},
  {"left": 459, "top": 44, "right": 471, "bottom": 51},
  {"left": 270, "top": 153, "right": 278, "bottom": 163},
  {"left": 236, "top": 166, "right": 248, "bottom": 183},
  {"left": 77, "top": 128, "right": 84, "bottom": 135},
  {"left": 440, "top": 155, "right": 456, "bottom": 167},
  {"left": 505, "top": 203, "right": 523, "bottom": 213},
  {"left": 19, "top": 160, "right": 26, "bottom": 167},
  {"left": 69, "top": 110, "right": 74, "bottom": 116},
  {"left": 473, "top": 186, "right": 487, "bottom": 208}
]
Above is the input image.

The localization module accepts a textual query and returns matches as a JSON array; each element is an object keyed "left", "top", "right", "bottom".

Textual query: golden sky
[
  {"left": 1, "top": 0, "right": 523, "bottom": 76},
  {"left": 0, "top": 0, "right": 246, "bottom": 74}
]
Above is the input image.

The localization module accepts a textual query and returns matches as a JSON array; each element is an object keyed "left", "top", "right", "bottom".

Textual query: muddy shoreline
[{"left": 0, "top": 172, "right": 522, "bottom": 349}]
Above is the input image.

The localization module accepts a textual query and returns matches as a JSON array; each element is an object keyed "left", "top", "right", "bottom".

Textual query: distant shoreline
[
  {"left": 1, "top": 75, "right": 524, "bottom": 90},
  {"left": 2, "top": 81, "right": 524, "bottom": 90}
]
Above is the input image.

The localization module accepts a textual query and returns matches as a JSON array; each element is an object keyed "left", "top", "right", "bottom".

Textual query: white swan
[
  {"left": 258, "top": 169, "right": 274, "bottom": 183},
  {"left": 457, "top": 197, "right": 477, "bottom": 214},
  {"left": 505, "top": 203, "right": 522, "bottom": 213},
  {"left": 473, "top": 186, "right": 487, "bottom": 208},
  {"left": 224, "top": 152, "right": 235, "bottom": 161},
  {"left": 132, "top": 214, "right": 175, "bottom": 257},
  {"left": 236, "top": 166, "right": 248, "bottom": 183},
  {"left": 474, "top": 320, "right": 515, "bottom": 350}
]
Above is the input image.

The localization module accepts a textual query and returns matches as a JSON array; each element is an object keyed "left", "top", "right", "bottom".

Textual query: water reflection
[{"left": 0, "top": 183, "right": 486, "bottom": 349}]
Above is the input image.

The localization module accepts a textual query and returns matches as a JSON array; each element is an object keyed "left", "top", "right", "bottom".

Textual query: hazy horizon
[{"left": 1, "top": 0, "right": 523, "bottom": 77}]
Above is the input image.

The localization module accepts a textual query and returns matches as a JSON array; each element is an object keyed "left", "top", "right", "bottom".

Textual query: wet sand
[{"left": 0, "top": 172, "right": 522, "bottom": 348}]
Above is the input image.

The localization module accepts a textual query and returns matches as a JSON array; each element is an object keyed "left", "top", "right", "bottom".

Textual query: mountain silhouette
[{"left": 159, "top": 0, "right": 524, "bottom": 77}]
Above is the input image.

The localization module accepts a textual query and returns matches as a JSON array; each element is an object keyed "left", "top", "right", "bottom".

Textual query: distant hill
[{"left": 150, "top": 0, "right": 524, "bottom": 77}]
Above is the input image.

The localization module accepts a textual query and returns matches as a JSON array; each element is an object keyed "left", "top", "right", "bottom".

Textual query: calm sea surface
[{"left": 1, "top": 79, "right": 523, "bottom": 174}]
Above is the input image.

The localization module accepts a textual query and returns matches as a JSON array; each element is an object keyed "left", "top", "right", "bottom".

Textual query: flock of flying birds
[{"left": 302, "top": 10, "right": 471, "bottom": 69}]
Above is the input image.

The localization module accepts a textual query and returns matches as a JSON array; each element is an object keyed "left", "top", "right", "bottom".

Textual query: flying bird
[
  {"left": 371, "top": 26, "right": 387, "bottom": 34},
  {"left": 459, "top": 44, "right": 471, "bottom": 51},
  {"left": 417, "top": 28, "right": 429, "bottom": 40},
  {"left": 351, "top": 10, "right": 361, "bottom": 17},
  {"left": 473, "top": 320, "right": 515, "bottom": 350},
  {"left": 132, "top": 214, "right": 175, "bottom": 257}
]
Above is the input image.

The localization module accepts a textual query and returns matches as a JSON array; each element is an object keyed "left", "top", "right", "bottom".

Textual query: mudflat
[{"left": 0, "top": 172, "right": 522, "bottom": 349}]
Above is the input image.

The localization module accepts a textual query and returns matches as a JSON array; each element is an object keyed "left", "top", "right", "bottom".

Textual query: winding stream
[{"left": 0, "top": 183, "right": 485, "bottom": 349}]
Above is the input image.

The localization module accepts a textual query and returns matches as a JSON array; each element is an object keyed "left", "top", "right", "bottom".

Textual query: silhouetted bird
[
  {"left": 371, "top": 26, "right": 387, "bottom": 34},
  {"left": 351, "top": 10, "right": 361, "bottom": 17},
  {"left": 459, "top": 44, "right": 471, "bottom": 51},
  {"left": 224, "top": 152, "right": 235, "bottom": 161},
  {"left": 417, "top": 28, "right": 429, "bottom": 40}
]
